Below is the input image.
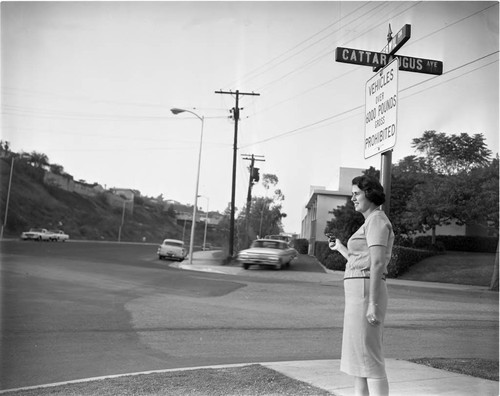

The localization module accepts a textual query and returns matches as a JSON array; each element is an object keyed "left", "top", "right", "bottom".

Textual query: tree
[
  {"left": 325, "top": 200, "right": 363, "bottom": 244},
  {"left": 403, "top": 173, "right": 455, "bottom": 244},
  {"left": 165, "top": 205, "right": 177, "bottom": 219},
  {"left": 50, "top": 164, "right": 65, "bottom": 175},
  {"left": 390, "top": 156, "right": 426, "bottom": 237},
  {"left": 446, "top": 156, "right": 499, "bottom": 231},
  {"left": 399, "top": 132, "right": 495, "bottom": 242},
  {"left": 237, "top": 173, "right": 286, "bottom": 250},
  {"left": 0, "top": 140, "right": 11, "bottom": 156},
  {"left": 28, "top": 151, "right": 50, "bottom": 169},
  {"left": 411, "top": 131, "right": 492, "bottom": 174}
]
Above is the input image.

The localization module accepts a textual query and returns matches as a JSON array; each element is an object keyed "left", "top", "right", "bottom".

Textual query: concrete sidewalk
[{"left": 265, "top": 359, "right": 498, "bottom": 395}]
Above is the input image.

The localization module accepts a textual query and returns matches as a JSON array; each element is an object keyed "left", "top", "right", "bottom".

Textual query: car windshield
[
  {"left": 164, "top": 241, "right": 183, "bottom": 247},
  {"left": 252, "top": 240, "right": 285, "bottom": 250}
]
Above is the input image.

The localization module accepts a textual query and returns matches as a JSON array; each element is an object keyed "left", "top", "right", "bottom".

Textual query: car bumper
[
  {"left": 237, "top": 258, "right": 280, "bottom": 266},
  {"left": 158, "top": 249, "right": 184, "bottom": 260}
]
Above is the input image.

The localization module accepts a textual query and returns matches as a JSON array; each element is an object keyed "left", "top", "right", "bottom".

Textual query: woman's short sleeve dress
[{"left": 340, "top": 210, "right": 394, "bottom": 378}]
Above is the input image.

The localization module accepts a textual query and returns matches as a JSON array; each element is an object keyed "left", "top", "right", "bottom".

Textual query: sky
[{"left": 2, "top": 1, "right": 499, "bottom": 234}]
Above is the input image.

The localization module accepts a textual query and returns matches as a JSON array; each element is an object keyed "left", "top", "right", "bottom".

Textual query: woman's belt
[{"left": 344, "top": 275, "right": 386, "bottom": 281}]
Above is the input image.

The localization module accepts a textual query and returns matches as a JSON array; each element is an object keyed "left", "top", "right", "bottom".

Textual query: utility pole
[
  {"left": 242, "top": 154, "right": 265, "bottom": 248},
  {"left": 215, "top": 89, "right": 260, "bottom": 258}
]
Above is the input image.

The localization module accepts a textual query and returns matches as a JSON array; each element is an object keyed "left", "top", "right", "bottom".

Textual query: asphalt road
[{"left": 1, "top": 240, "right": 498, "bottom": 390}]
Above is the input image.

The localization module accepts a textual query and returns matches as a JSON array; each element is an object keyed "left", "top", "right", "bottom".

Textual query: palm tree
[{"left": 29, "top": 151, "right": 50, "bottom": 169}]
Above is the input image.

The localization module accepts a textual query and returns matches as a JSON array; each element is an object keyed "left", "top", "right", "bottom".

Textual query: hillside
[{"left": 0, "top": 157, "right": 198, "bottom": 243}]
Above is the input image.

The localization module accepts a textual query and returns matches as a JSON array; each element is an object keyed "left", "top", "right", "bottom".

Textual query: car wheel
[
  {"left": 158, "top": 255, "right": 163, "bottom": 260},
  {"left": 243, "top": 264, "right": 249, "bottom": 270}
]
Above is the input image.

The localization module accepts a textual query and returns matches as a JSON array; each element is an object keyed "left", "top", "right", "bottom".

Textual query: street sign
[
  {"left": 336, "top": 47, "right": 389, "bottom": 68},
  {"left": 374, "top": 24, "right": 411, "bottom": 72},
  {"left": 397, "top": 54, "right": 443, "bottom": 75},
  {"left": 335, "top": 47, "right": 443, "bottom": 75},
  {"left": 364, "top": 57, "right": 399, "bottom": 159},
  {"left": 381, "top": 24, "right": 411, "bottom": 55}
]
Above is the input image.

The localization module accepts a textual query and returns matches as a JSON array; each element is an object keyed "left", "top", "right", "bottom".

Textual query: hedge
[
  {"left": 386, "top": 246, "right": 438, "bottom": 278},
  {"left": 414, "top": 235, "right": 498, "bottom": 253},
  {"left": 292, "top": 238, "right": 309, "bottom": 254},
  {"left": 314, "top": 241, "right": 440, "bottom": 278}
]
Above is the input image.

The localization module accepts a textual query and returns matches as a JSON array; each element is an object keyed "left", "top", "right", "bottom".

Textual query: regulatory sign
[{"left": 364, "top": 57, "right": 399, "bottom": 159}]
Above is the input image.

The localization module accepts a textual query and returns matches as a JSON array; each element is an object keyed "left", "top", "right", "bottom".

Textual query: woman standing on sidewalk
[{"left": 329, "top": 175, "right": 394, "bottom": 396}]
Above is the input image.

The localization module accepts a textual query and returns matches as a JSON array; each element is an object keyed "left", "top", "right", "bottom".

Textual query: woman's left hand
[{"left": 366, "top": 304, "right": 380, "bottom": 326}]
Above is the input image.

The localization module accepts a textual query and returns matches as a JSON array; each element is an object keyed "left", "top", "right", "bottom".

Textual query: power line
[
  {"left": 251, "top": 2, "right": 419, "bottom": 94},
  {"left": 246, "top": 2, "right": 497, "bottom": 120},
  {"left": 240, "top": 52, "right": 498, "bottom": 148},
  {"left": 222, "top": 2, "right": 374, "bottom": 88}
]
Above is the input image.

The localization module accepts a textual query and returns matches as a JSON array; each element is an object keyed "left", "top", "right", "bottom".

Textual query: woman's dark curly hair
[{"left": 352, "top": 175, "right": 386, "bottom": 206}]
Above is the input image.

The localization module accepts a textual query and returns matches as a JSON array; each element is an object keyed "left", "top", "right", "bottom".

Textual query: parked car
[
  {"left": 237, "top": 238, "right": 298, "bottom": 270},
  {"left": 48, "top": 230, "right": 69, "bottom": 242},
  {"left": 157, "top": 239, "right": 187, "bottom": 261},
  {"left": 20, "top": 228, "right": 52, "bottom": 241}
]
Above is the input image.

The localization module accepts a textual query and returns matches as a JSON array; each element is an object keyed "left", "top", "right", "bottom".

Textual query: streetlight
[
  {"left": 171, "top": 107, "right": 204, "bottom": 265},
  {"left": 0, "top": 157, "right": 14, "bottom": 240},
  {"left": 198, "top": 195, "right": 209, "bottom": 251},
  {"left": 118, "top": 199, "right": 126, "bottom": 242}
]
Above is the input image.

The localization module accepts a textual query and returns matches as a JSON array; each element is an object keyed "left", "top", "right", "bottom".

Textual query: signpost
[
  {"left": 335, "top": 24, "right": 443, "bottom": 214},
  {"left": 364, "top": 57, "right": 399, "bottom": 159}
]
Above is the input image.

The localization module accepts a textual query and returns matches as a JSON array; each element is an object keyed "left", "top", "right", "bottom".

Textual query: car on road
[
  {"left": 237, "top": 238, "right": 298, "bottom": 270},
  {"left": 48, "top": 230, "right": 69, "bottom": 242},
  {"left": 157, "top": 239, "right": 187, "bottom": 261},
  {"left": 20, "top": 228, "right": 52, "bottom": 241}
]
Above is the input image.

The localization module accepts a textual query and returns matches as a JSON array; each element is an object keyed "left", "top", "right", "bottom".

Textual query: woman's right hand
[{"left": 329, "top": 238, "right": 342, "bottom": 251}]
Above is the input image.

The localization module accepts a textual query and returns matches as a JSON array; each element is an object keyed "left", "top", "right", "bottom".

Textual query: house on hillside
[{"left": 44, "top": 171, "right": 104, "bottom": 197}]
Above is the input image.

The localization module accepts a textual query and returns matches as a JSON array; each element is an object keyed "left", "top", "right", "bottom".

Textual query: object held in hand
[{"left": 325, "top": 233, "right": 335, "bottom": 242}]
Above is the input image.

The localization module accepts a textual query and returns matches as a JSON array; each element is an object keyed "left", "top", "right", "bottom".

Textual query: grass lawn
[
  {"left": 398, "top": 251, "right": 497, "bottom": 286},
  {"left": 409, "top": 358, "right": 499, "bottom": 381}
]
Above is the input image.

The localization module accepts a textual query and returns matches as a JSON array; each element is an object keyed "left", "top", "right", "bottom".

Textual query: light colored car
[
  {"left": 48, "top": 230, "right": 69, "bottom": 242},
  {"left": 237, "top": 239, "right": 298, "bottom": 270},
  {"left": 157, "top": 239, "right": 187, "bottom": 261},
  {"left": 20, "top": 228, "right": 52, "bottom": 241}
]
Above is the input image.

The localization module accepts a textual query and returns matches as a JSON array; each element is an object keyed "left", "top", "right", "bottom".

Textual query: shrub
[
  {"left": 292, "top": 238, "right": 309, "bottom": 254},
  {"left": 414, "top": 235, "right": 497, "bottom": 253},
  {"left": 324, "top": 252, "right": 347, "bottom": 271},
  {"left": 314, "top": 240, "right": 440, "bottom": 278},
  {"left": 314, "top": 241, "right": 347, "bottom": 271},
  {"left": 387, "top": 246, "right": 440, "bottom": 278}
]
